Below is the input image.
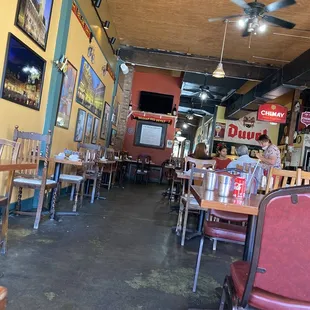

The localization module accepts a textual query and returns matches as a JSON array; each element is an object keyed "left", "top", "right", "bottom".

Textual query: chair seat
[
  {"left": 211, "top": 210, "right": 248, "bottom": 222},
  {"left": 0, "top": 196, "right": 8, "bottom": 207},
  {"left": 204, "top": 221, "right": 246, "bottom": 242},
  {"left": 231, "top": 261, "right": 310, "bottom": 310},
  {"left": 59, "top": 174, "right": 84, "bottom": 182},
  {"left": 14, "top": 178, "right": 57, "bottom": 188}
]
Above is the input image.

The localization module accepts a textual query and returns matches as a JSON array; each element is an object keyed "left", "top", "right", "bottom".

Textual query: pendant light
[{"left": 213, "top": 20, "right": 228, "bottom": 79}]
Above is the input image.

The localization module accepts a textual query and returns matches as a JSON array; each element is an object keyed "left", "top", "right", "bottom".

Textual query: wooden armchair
[
  {"left": 13, "top": 126, "right": 57, "bottom": 229},
  {"left": 297, "top": 168, "right": 310, "bottom": 185},
  {"left": 0, "top": 139, "right": 20, "bottom": 254},
  {"left": 101, "top": 147, "right": 117, "bottom": 190},
  {"left": 77, "top": 143, "right": 102, "bottom": 203}
]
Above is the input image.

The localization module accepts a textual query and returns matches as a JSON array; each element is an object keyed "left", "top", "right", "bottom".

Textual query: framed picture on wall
[
  {"left": 134, "top": 121, "right": 167, "bottom": 149},
  {"left": 1, "top": 33, "right": 46, "bottom": 111},
  {"left": 100, "top": 102, "right": 110, "bottom": 140},
  {"left": 84, "top": 113, "right": 93, "bottom": 143},
  {"left": 15, "top": 0, "right": 54, "bottom": 50},
  {"left": 76, "top": 57, "right": 105, "bottom": 118},
  {"left": 109, "top": 128, "right": 117, "bottom": 146},
  {"left": 91, "top": 118, "right": 99, "bottom": 144},
  {"left": 111, "top": 101, "right": 119, "bottom": 126},
  {"left": 56, "top": 61, "right": 78, "bottom": 129},
  {"left": 74, "top": 109, "right": 86, "bottom": 142}
]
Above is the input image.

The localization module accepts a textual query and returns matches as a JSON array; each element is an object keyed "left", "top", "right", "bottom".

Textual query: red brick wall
[{"left": 123, "top": 71, "right": 181, "bottom": 165}]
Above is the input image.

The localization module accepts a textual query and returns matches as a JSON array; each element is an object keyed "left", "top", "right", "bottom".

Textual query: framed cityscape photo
[
  {"left": 1, "top": 33, "right": 46, "bottom": 111},
  {"left": 56, "top": 61, "right": 77, "bottom": 129},
  {"left": 91, "top": 117, "right": 99, "bottom": 144},
  {"left": 109, "top": 128, "right": 117, "bottom": 146},
  {"left": 15, "top": 0, "right": 54, "bottom": 50},
  {"left": 74, "top": 109, "right": 86, "bottom": 142},
  {"left": 84, "top": 113, "right": 94, "bottom": 143},
  {"left": 100, "top": 102, "right": 110, "bottom": 140}
]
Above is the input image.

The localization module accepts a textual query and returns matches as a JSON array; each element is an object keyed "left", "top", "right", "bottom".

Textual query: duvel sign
[{"left": 257, "top": 103, "right": 288, "bottom": 124}]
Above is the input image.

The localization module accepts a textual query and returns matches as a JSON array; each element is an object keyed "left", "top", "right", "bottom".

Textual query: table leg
[
  {"left": 243, "top": 215, "right": 257, "bottom": 261},
  {"left": 49, "top": 162, "right": 61, "bottom": 221},
  {"left": 1, "top": 170, "right": 14, "bottom": 255},
  {"left": 185, "top": 211, "right": 205, "bottom": 241}
]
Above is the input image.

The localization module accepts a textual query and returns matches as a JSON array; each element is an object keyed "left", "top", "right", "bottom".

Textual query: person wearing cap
[
  {"left": 227, "top": 145, "right": 257, "bottom": 169},
  {"left": 256, "top": 134, "right": 281, "bottom": 169}
]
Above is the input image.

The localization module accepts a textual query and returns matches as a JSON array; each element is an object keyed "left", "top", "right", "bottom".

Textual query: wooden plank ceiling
[{"left": 106, "top": 0, "right": 310, "bottom": 66}]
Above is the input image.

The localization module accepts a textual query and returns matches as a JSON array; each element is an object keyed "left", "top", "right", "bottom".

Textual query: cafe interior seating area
[{"left": 0, "top": 0, "right": 310, "bottom": 309}]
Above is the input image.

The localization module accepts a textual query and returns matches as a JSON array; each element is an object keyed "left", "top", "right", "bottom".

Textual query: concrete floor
[{"left": 1, "top": 184, "right": 243, "bottom": 310}]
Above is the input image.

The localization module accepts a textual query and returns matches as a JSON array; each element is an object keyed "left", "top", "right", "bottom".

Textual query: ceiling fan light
[
  {"left": 182, "top": 123, "right": 188, "bottom": 129},
  {"left": 212, "top": 62, "right": 225, "bottom": 79},
  {"left": 238, "top": 19, "right": 246, "bottom": 28},
  {"left": 199, "top": 91, "right": 208, "bottom": 100},
  {"left": 258, "top": 23, "right": 267, "bottom": 33}
]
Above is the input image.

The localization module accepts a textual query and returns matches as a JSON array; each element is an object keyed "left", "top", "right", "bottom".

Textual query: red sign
[
  {"left": 301, "top": 112, "right": 310, "bottom": 127},
  {"left": 257, "top": 103, "right": 287, "bottom": 124}
]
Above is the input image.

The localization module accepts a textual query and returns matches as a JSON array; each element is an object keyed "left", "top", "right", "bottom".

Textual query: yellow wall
[{"left": 216, "top": 106, "right": 280, "bottom": 145}]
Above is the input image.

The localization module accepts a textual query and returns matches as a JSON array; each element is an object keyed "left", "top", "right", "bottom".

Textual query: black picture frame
[
  {"left": 109, "top": 128, "right": 117, "bottom": 146},
  {"left": 0, "top": 33, "right": 46, "bottom": 111},
  {"left": 100, "top": 102, "right": 110, "bottom": 140},
  {"left": 74, "top": 109, "right": 86, "bottom": 142},
  {"left": 15, "top": 0, "right": 54, "bottom": 51},
  {"left": 84, "top": 113, "right": 94, "bottom": 143},
  {"left": 134, "top": 120, "right": 167, "bottom": 149},
  {"left": 91, "top": 117, "right": 100, "bottom": 144},
  {"left": 55, "top": 61, "right": 78, "bottom": 129}
]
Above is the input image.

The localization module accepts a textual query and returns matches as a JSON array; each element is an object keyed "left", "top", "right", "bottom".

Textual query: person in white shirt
[{"left": 227, "top": 145, "right": 258, "bottom": 169}]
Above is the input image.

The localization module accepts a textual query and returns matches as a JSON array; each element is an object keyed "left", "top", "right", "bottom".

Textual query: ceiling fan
[
  {"left": 183, "top": 75, "right": 217, "bottom": 100},
  {"left": 209, "top": 0, "right": 296, "bottom": 37}
]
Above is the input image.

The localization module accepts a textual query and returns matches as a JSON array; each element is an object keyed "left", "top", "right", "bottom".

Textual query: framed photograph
[
  {"left": 214, "top": 122, "right": 226, "bottom": 140},
  {"left": 84, "top": 113, "right": 93, "bottom": 143},
  {"left": 112, "top": 101, "right": 119, "bottom": 126},
  {"left": 76, "top": 57, "right": 105, "bottom": 118},
  {"left": 134, "top": 121, "right": 167, "bottom": 149},
  {"left": 74, "top": 109, "right": 86, "bottom": 142},
  {"left": 1, "top": 33, "right": 46, "bottom": 111},
  {"left": 91, "top": 118, "right": 99, "bottom": 144},
  {"left": 15, "top": 0, "right": 54, "bottom": 50},
  {"left": 56, "top": 61, "right": 77, "bottom": 129},
  {"left": 109, "top": 129, "right": 117, "bottom": 146},
  {"left": 100, "top": 102, "right": 110, "bottom": 140}
]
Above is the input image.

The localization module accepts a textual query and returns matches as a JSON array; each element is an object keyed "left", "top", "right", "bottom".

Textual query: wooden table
[
  {"left": 190, "top": 185, "right": 263, "bottom": 261},
  {"left": 0, "top": 161, "right": 36, "bottom": 255}
]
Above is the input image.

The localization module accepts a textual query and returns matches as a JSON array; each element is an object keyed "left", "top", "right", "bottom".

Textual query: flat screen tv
[{"left": 139, "top": 91, "right": 174, "bottom": 114}]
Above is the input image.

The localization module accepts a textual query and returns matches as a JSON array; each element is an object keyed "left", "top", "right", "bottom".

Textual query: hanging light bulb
[
  {"left": 238, "top": 19, "right": 246, "bottom": 28},
  {"left": 199, "top": 91, "right": 208, "bottom": 100},
  {"left": 258, "top": 23, "right": 267, "bottom": 33},
  {"left": 213, "top": 20, "right": 228, "bottom": 79}
]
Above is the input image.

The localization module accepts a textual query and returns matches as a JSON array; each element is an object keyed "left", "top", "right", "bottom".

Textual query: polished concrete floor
[{"left": 1, "top": 184, "right": 243, "bottom": 310}]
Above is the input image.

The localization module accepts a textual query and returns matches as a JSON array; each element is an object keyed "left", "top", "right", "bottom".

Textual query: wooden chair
[
  {"left": 180, "top": 157, "right": 216, "bottom": 246},
  {"left": 297, "top": 168, "right": 310, "bottom": 186},
  {"left": 101, "top": 147, "right": 117, "bottom": 190},
  {"left": 265, "top": 167, "right": 298, "bottom": 194},
  {"left": 0, "top": 139, "right": 20, "bottom": 254},
  {"left": 134, "top": 155, "right": 151, "bottom": 184},
  {"left": 0, "top": 286, "right": 7, "bottom": 310},
  {"left": 13, "top": 126, "right": 57, "bottom": 229},
  {"left": 77, "top": 143, "right": 101, "bottom": 203},
  {"left": 219, "top": 186, "right": 310, "bottom": 309}
]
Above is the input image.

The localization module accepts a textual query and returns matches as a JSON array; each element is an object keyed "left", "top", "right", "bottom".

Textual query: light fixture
[
  {"left": 176, "top": 130, "right": 182, "bottom": 135},
  {"left": 109, "top": 37, "right": 116, "bottom": 44},
  {"left": 199, "top": 91, "right": 208, "bottom": 100},
  {"left": 238, "top": 19, "right": 246, "bottom": 29},
  {"left": 120, "top": 63, "right": 129, "bottom": 74},
  {"left": 258, "top": 23, "right": 267, "bottom": 33},
  {"left": 102, "top": 20, "right": 110, "bottom": 30},
  {"left": 182, "top": 123, "right": 188, "bottom": 129},
  {"left": 172, "top": 105, "right": 177, "bottom": 116},
  {"left": 176, "top": 136, "right": 186, "bottom": 142},
  {"left": 212, "top": 20, "right": 228, "bottom": 79},
  {"left": 92, "top": 0, "right": 102, "bottom": 8}
]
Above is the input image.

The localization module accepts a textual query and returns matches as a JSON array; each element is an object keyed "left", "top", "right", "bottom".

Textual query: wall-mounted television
[{"left": 139, "top": 91, "right": 174, "bottom": 115}]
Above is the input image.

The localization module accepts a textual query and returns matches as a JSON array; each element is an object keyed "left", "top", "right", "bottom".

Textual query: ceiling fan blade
[
  {"left": 193, "top": 113, "right": 204, "bottom": 118},
  {"left": 265, "top": 0, "right": 296, "bottom": 13},
  {"left": 230, "top": 0, "right": 250, "bottom": 9},
  {"left": 263, "top": 15, "right": 295, "bottom": 29},
  {"left": 208, "top": 14, "right": 244, "bottom": 22},
  {"left": 183, "top": 88, "right": 200, "bottom": 92}
]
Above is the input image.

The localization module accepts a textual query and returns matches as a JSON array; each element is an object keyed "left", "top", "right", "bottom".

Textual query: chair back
[
  {"left": 265, "top": 167, "right": 298, "bottom": 194},
  {"left": 104, "top": 148, "right": 115, "bottom": 160},
  {"left": 297, "top": 168, "right": 310, "bottom": 186},
  {"left": 77, "top": 143, "right": 101, "bottom": 162},
  {"left": 0, "top": 139, "right": 20, "bottom": 163},
  {"left": 241, "top": 186, "right": 310, "bottom": 306},
  {"left": 185, "top": 156, "right": 216, "bottom": 171},
  {"left": 13, "top": 126, "right": 51, "bottom": 176}
]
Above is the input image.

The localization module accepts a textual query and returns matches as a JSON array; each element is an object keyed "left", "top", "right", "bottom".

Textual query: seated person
[
  {"left": 213, "top": 143, "right": 231, "bottom": 170},
  {"left": 227, "top": 145, "right": 257, "bottom": 169},
  {"left": 188, "top": 142, "right": 212, "bottom": 160}
]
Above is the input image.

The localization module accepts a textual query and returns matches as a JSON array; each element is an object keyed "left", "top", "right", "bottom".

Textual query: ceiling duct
[{"left": 225, "top": 48, "right": 310, "bottom": 120}]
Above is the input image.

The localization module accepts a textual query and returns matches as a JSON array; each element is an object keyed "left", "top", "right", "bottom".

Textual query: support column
[{"left": 115, "top": 65, "right": 134, "bottom": 151}]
